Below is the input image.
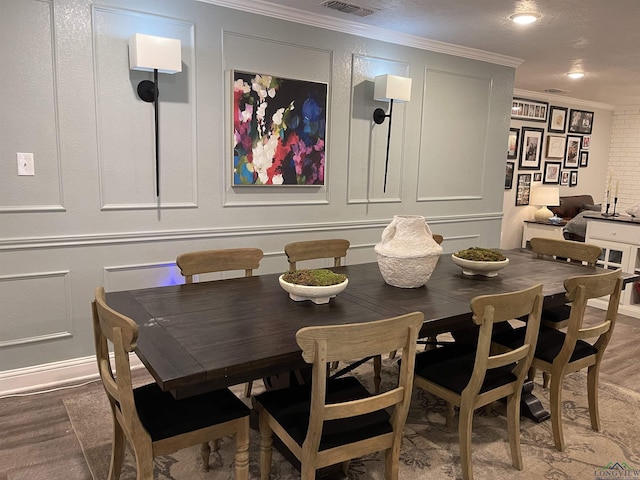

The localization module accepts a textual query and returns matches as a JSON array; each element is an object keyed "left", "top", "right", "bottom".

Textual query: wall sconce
[
  {"left": 128, "top": 33, "right": 182, "bottom": 196},
  {"left": 530, "top": 185, "right": 560, "bottom": 222},
  {"left": 372, "top": 74, "right": 412, "bottom": 192}
]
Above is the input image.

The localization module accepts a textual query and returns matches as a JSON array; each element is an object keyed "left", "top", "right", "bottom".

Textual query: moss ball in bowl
[
  {"left": 451, "top": 247, "right": 509, "bottom": 277},
  {"left": 279, "top": 269, "right": 348, "bottom": 304}
]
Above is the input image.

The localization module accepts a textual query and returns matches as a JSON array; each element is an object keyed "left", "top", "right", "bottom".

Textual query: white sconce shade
[
  {"left": 530, "top": 186, "right": 560, "bottom": 221},
  {"left": 374, "top": 74, "right": 412, "bottom": 102},
  {"left": 128, "top": 33, "right": 182, "bottom": 74}
]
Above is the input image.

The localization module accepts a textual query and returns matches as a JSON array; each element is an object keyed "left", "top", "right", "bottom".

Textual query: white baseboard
[{"left": 0, "top": 354, "right": 143, "bottom": 397}]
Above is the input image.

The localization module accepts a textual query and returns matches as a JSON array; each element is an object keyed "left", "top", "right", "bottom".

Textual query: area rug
[{"left": 63, "top": 358, "right": 640, "bottom": 479}]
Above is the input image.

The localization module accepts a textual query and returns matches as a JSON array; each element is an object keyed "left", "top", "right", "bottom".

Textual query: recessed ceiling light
[
  {"left": 567, "top": 72, "right": 585, "bottom": 79},
  {"left": 509, "top": 13, "right": 541, "bottom": 25}
]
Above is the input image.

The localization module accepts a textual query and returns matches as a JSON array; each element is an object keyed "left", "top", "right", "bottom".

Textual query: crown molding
[
  {"left": 514, "top": 88, "right": 615, "bottom": 111},
  {"left": 197, "top": 0, "right": 523, "bottom": 68}
]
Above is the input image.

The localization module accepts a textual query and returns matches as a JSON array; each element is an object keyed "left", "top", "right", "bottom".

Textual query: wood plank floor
[{"left": 0, "top": 307, "right": 638, "bottom": 480}]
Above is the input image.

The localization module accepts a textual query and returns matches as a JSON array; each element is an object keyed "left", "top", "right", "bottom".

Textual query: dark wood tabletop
[{"left": 105, "top": 249, "right": 639, "bottom": 398}]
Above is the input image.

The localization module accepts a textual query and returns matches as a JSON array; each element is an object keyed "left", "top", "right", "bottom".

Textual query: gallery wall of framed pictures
[{"left": 506, "top": 97, "right": 594, "bottom": 204}]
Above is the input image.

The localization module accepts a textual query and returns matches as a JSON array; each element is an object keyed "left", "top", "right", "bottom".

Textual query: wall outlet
[{"left": 17, "top": 153, "right": 35, "bottom": 176}]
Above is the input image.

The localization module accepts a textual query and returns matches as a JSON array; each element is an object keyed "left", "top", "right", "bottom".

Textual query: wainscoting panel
[
  {"left": 92, "top": 7, "right": 196, "bottom": 208},
  {"left": 418, "top": 68, "right": 492, "bottom": 201},
  {"left": 0, "top": 271, "right": 72, "bottom": 348},
  {"left": 222, "top": 31, "right": 333, "bottom": 206},
  {"left": 0, "top": 0, "right": 64, "bottom": 212},
  {"left": 348, "top": 54, "right": 410, "bottom": 204}
]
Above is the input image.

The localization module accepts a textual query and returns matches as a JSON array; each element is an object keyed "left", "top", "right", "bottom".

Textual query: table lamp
[{"left": 530, "top": 185, "right": 560, "bottom": 221}]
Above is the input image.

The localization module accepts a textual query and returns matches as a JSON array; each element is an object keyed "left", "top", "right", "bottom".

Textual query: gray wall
[{"left": 0, "top": 0, "right": 515, "bottom": 371}]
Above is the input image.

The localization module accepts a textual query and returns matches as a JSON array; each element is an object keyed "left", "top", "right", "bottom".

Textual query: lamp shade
[
  {"left": 530, "top": 186, "right": 560, "bottom": 221},
  {"left": 128, "top": 33, "right": 182, "bottom": 74},
  {"left": 374, "top": 74, "right": 412, "bottom": 102},
  {"left": 529, "top": 186, "right": 560, "bottom": 207}
]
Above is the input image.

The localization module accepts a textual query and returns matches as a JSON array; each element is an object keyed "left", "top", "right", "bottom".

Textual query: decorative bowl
[
  {"left": 451, "top": 254, "right": 509, "bottom": 277},
  {"left": 278, "top": 275, "right": 348, "bottom": 304}
]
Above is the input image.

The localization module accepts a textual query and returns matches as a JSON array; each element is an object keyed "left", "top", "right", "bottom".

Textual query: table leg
[{"left": 520, "top": 379, "right": 551, "bottom": 423}]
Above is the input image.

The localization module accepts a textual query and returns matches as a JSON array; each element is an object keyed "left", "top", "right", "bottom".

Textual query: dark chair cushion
[
  {"left": 134, "top": 383, "right": 249, "bottom": 442},
  {"left": 493, "top": 326, "right": 598, "bottom": 364},
  {"left": 541, "top": 304, "right": 572, "bottom": 324},
  {"left": 254, "top": 376, "right": 391, "bottom": 451},
  {"left": 414, "top": 343, "right": 517, "bottom": 395}
]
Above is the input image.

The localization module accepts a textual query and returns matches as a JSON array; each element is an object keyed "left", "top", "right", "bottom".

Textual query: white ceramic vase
[{"left": 374, "top": 215, "right": 443, "bottom": 288}]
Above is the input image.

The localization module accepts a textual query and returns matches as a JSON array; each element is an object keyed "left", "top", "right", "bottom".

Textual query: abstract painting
[{"left": 232, "top": 71, "right": 327, "bottom": 186}]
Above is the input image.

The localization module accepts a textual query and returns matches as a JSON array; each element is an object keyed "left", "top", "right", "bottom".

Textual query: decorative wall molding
[
  {"left": 198, "top": 0, "right": 522, "bottom": 68},
  {"left": 0, "top": 270, "right": 73, "bottom": 349},
  {"left": 0, "top": 213, "right": 503, "bottom": 251},
  {"left": 0, "top": 205, "right": 66, "bottom": 213}
]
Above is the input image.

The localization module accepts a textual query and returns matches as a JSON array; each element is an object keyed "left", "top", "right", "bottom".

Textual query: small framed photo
[
  {"left": 548, "top": 105, "right": 568, "bottom": 133},
  {"left": 519, "top": 127, "right": 545, "bottom": 169},
  {"left": 579, "top": 151, "right": 589, "bottom": 167},
  {"left": 581, "top": 135, "right": 591, "bottom": 150},
  {"left": 560, "top": 170, "right": 570, "bottom": 186},
  {"left": 568, "top": 109, "right": 594, "bottom": 134},
  {"left": 511, "top": 97, "right": 549, "bottom": 122},
  {"left": 563, "top": 135, "right": 582, "bottom": 169},
  {"left": 505, "top": 162, "right": 515, "bottom": 189},
  {"left": 543, "top": 161, "right": 561, "bottom": 184},
  {"left": 507, "top": 128, "right": 520, "bottom": 159},
  {"left": 533, "top": 172, "right": 542, "bottom": 182},
  {"left": 545, "top": 135, "right": 566, "bottom": 159},
  {"left": 515, "top": 173, "right": 532, "bottom": 206},
  {"left": 570, "top": 170, "right": 578, "bottom": 187}
]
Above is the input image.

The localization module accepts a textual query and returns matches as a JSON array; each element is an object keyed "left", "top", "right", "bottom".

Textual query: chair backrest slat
[
  {"left": 176, "top": 248, "right": 264, "bottom": 283},
  {"left": 530, "top": 237, "right": 602, "bottom": 266},
  {"left": 284, "top": 239, "right": 350, "bottom": 271}
]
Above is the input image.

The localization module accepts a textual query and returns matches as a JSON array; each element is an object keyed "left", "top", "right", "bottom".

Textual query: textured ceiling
[{"left": 212, "top": 0, "right": 640, "bottom": 107}]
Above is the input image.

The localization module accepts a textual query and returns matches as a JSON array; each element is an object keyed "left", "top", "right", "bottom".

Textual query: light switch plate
[{"left": 17, "top": 153, "right": 35, "bottom": 176}]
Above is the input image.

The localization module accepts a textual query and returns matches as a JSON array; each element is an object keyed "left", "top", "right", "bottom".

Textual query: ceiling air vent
[
  {"left": 320, "top": 1, "right": 377, "bottom": 17},
  {"left": 544, "top": 88, "right": 570, "bottom": 94}
]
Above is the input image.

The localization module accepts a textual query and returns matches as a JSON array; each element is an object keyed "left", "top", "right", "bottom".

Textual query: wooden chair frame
[
  {"left": 284, "top": 239, "right": 350, "bottom": 271},
  {"left": 257, "top": 312, "right": 423, "bottom": 480},
  {"left": 176, "top": 247, "right": 264, "bottom": 283},
  {"left": 92, "top": 287, "right": 249, "bottom": 479},
  {"left": 415, "top": 284, "right": 543, "bottom": 480},
  {"left": 527, "top": 269, "right": 623, "bottom": 451}
]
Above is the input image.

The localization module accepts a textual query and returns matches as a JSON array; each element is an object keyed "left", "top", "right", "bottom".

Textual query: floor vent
[{"left": 320, "top": 1, "right": 377, "bottom": 17}]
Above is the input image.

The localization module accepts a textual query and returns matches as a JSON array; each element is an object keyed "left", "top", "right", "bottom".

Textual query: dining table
[{"left": 105, "top": 248, "right": 639, "bottom": 423}]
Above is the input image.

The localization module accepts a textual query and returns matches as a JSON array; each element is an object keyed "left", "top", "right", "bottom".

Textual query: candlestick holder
[
  {"left": 613, "top": 197, "right": 619, "bottom": 217},
  {"left": 603, "top": 202, "right": 611, "bottom": 217}
]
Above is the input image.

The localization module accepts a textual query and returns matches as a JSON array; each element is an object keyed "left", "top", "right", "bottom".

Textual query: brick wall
[{"left": 609, "top": 106, "right": 640, "bottom": 213}]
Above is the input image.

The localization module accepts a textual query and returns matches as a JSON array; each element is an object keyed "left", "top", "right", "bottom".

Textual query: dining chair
[
  {"left": 530, "top": 237, "right": 602, "bottom": 330},
  {"left": 528, "top": 237, "right": 603, "bottom": 386},
  {"left": 493, "top": 269, "right": 623, "bottom": 451},
  {"left": 254, "top": 311, "right": 423, "bottom": 480},
  {"left": 284, "top": 238, "right": 350, "bottom": 271},
  {"left": 92, "top": 287, "right": 250, "bottom": 479},
  {"left": 176, "top": 247, "right": 264, "bottom": 397},
  {"left": 413, "top": 284, "right": 543, "bottom": 480}
]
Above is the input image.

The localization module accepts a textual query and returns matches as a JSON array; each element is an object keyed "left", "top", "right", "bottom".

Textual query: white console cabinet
[
  {"left": 521, "top": 220, "right": 567, "bottom": 249},
  {"left": 585, "top": 215, "right": 640, "bottom": 319}
]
